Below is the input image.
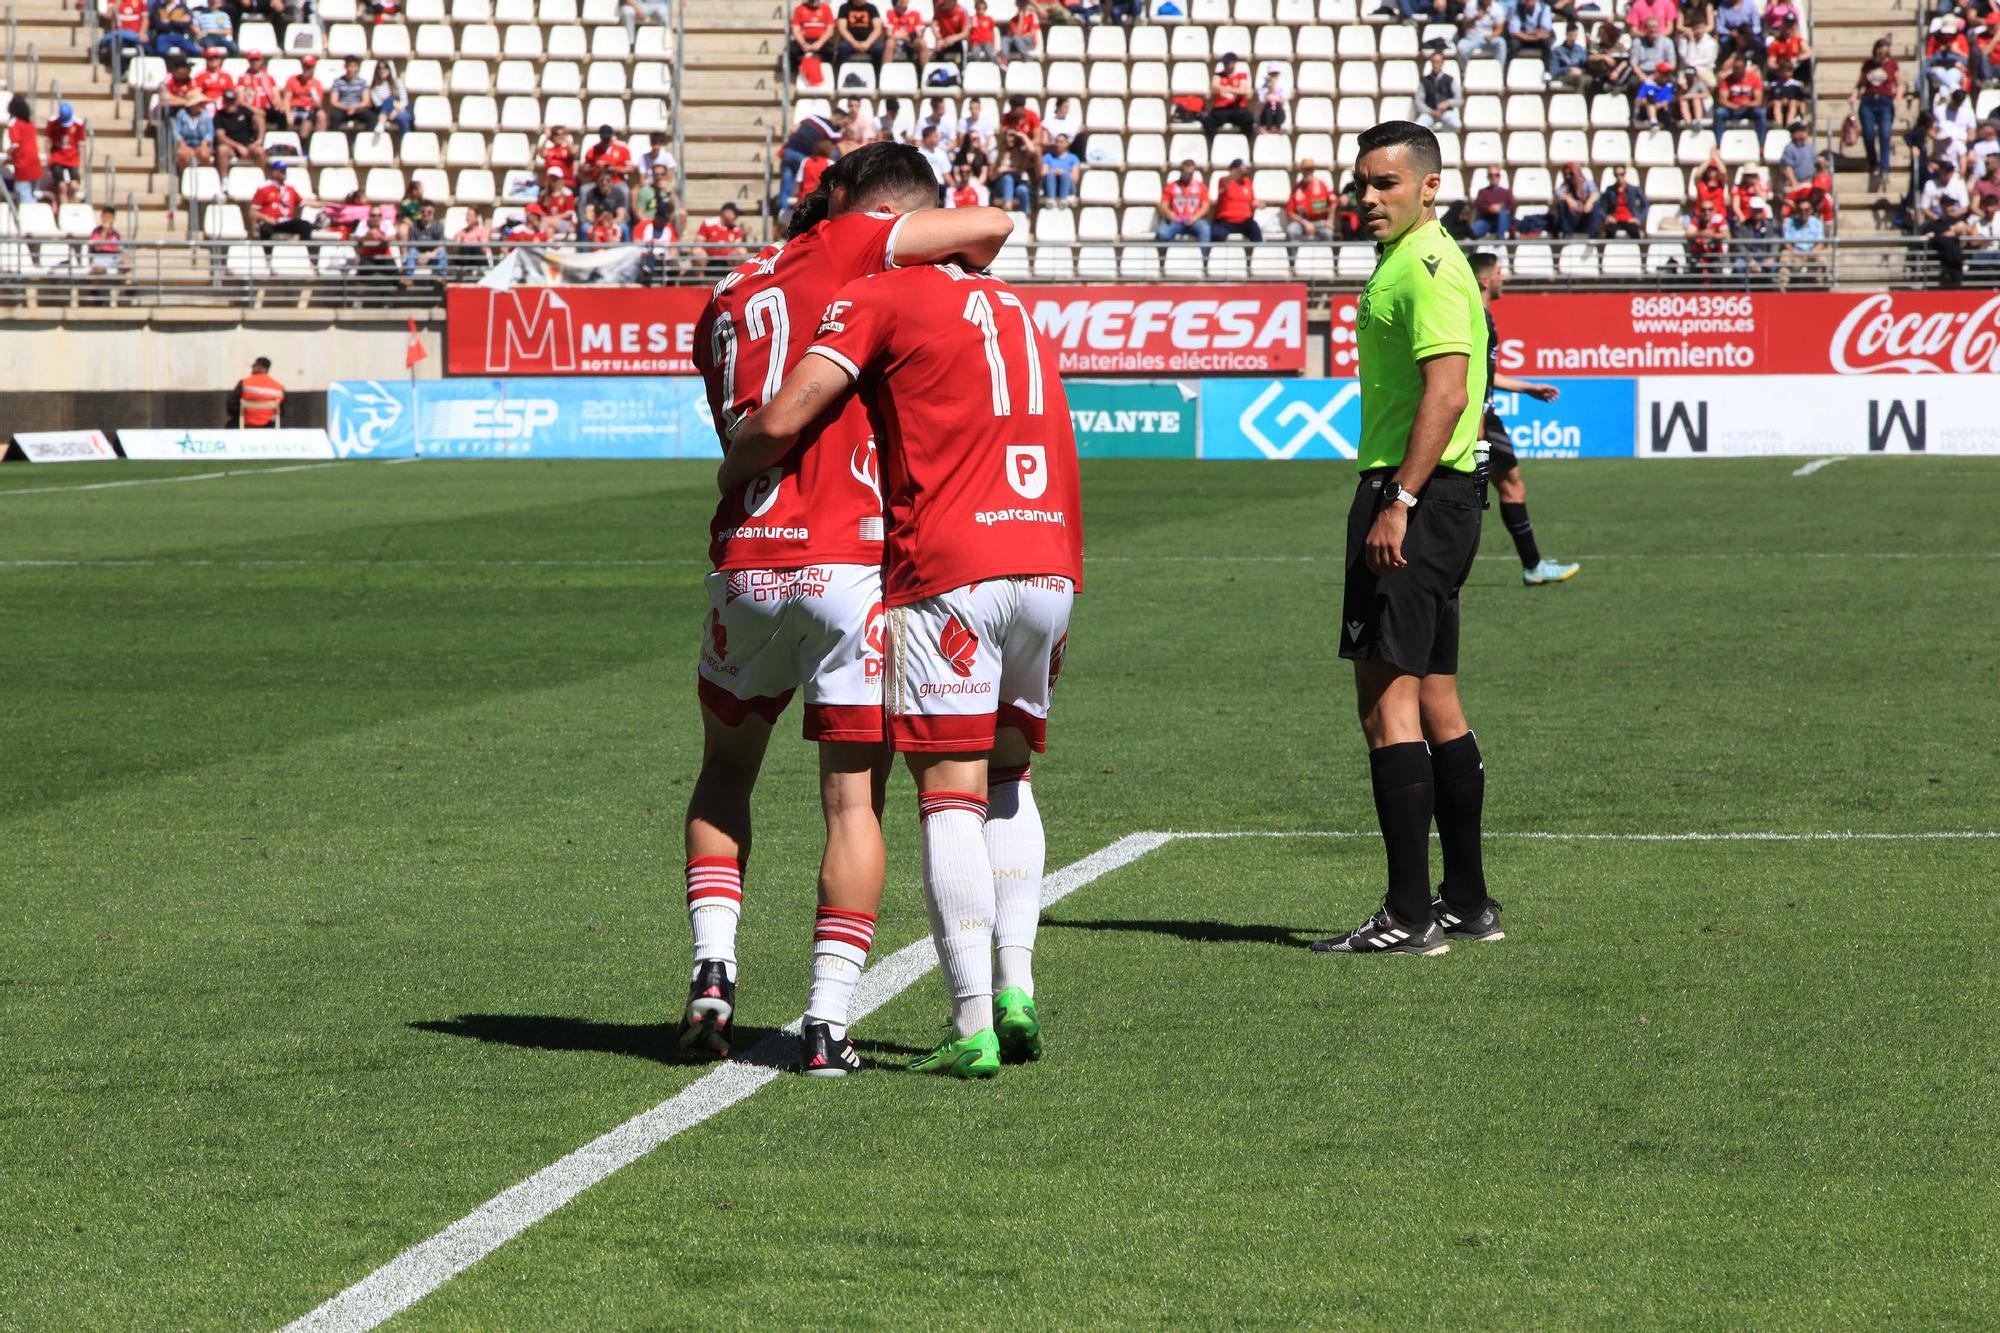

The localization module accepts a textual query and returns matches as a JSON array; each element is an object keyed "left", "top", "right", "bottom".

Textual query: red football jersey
[
  {"left": 805, "top": 264, "right": 1082, "bottom": 607},
  {"left": 693, "top": 209, "right": 910, "bottom": 572}
]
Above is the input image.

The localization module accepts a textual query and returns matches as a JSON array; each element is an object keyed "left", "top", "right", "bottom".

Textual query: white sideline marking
[
  {"left": 1172, "top": 830, "right": 2000, "bottom": 842},
  {"left": 0, "top": 460, "right": 355, "bottom": 497},
  {"left": 281, "top": 831, "right": 1173, "bottom": 1333},
  {"left": 1792, "top": 457, "right": 1848, "bottom": 478}
]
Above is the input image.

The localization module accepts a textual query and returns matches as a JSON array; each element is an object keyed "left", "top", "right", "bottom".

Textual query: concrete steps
[
  {"left": 673, "top": 0, "right": 787, "bottom": 237},
  {"left": 1808, "top": 2, "right": 1920, "bottom": 237}
]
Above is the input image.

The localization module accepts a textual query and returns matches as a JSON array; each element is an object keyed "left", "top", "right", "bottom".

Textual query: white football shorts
[
  {"left": 883, "top": 575, "right": 1073, "bottom": 754},
  {"left": 696, "top": 563, "right": 885, "bottom": 743}
]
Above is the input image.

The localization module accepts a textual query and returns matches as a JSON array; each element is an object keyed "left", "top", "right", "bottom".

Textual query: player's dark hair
[
  {"left": 787, "top": 142, "right": 939, "bottom": 239},
  {"left": 1355, "top": 119, "right": 1443, "bottom": 177},
  {"left": 1466, "top": 251, "right": 1500, "bottom": 279}
]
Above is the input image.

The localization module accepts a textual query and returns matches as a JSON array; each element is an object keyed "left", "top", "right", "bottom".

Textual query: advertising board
[
  {"left": 1201, "top": 378, "right": 1632, "bottom": 460},
  {"left": 445, "top": 286, "right": 708, "bottom": 376},
  {"left": 1024, "top": 285, "right": 1308, "bottom": 375},
  {"left": 11, "top": 430, "right": 118, "bottom": 462},
  {"left": 117, "top": 429, "right": 336, "bottom": 461},
  {"left": 328, "top": 377, "right": 718, "bottom": 459},
  {"left": 1637, "top": 375, "right": 2000, "bottom": 456},
  {"left": 1065, "top": 381, "right": 1200, "bottom": 458}
]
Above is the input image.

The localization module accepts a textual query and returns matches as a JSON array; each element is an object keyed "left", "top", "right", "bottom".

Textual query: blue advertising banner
[
  {"left": 1201, "top": 377, "right": 1635, "bottom": 460},
  {"left": 328, "top": 377, "right": 718, "bottom": 460},
  {"left": 1489, "top": 378, "right": 1637, "bottom": 460}
]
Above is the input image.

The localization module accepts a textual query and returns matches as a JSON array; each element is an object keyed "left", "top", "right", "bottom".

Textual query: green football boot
[
  {"left": 909, "top": 1028, "right": 1001, "bottom": 1079},
  {"left": 993, "top": 986, "right": 1043, "bottom": 1063}
]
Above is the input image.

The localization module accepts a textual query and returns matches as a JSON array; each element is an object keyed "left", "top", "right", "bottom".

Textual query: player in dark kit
[
  {"left": 1467, "top": 251, "right": 1580, "bottom": 587},
  {"left": 1315, "top": 120, "right": 1505, "bottom": 957}
]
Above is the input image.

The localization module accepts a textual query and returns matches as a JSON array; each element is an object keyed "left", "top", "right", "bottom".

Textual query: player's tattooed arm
[
  {"left": 715, "top": 352, "right": 854, "bottom": 493},
  {"left": 889, "top": 206, "right": 1015, "bottom": 271}
]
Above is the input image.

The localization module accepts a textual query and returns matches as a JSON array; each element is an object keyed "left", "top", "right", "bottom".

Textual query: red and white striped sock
[
  {"left": 918, "top": 790, "right": 995, "bottom": 1039},
  {"left": 685, "top": 855, "right": 742, "bottom": 983},
  {"left": 805, "top": 906, "right": 878, "bottom": 1040},
  {"left": 987, "top": 764, "right": 1044, "bottom": 998}
]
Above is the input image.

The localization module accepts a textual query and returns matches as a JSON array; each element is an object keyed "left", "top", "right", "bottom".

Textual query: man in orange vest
[{"left": 233, "top": 357, "right": 285, "bottom": 427}]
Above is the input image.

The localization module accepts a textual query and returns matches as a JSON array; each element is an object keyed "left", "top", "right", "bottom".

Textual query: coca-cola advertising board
[
  {"left": 1022, "top": 285, "right": 1309, "bottom": 375},
  {"left": 447, "top": 286, "right": 708, "bottom": 375},
  {"left": 1327, "top": 291, "right": 2000, "bottom": 377}
]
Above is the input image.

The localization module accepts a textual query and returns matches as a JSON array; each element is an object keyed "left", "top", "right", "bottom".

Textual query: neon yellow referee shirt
[{"left": 1353, "top": 218, "right": 1488, "bottom": 474}]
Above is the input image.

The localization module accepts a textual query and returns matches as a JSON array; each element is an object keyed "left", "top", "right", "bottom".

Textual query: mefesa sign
[
  {"left": 446, "top": 286, "right": 708, "bottom": 375},
  {"left": 1328, "top": 291, "right": 2000, "bottom": 377},
  {"left": 1023, "top": 285, "right": 1308, "bottom": 375}
]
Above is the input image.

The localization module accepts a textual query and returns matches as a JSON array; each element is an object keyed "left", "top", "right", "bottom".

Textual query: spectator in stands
[
  {"left": 402, "top": 201, "right": 447, "bottom": 281},
  {"left": 917, "top": 125, "right": 952, "bottom": 185},
  {"left": 636, "top": 161, "right": 676, "bottom": 219},
  {"left": 1041, "top": 132, "right": 1081, "bottom": 205},
  {"left": 171, "top": 94, "right": 216, "bottom": 172},
  {"left": 1283, "top": 159, "right": 1335, "bottom": 241},
  {"left": 1683, "top": 193, "right": 1729, "bottom": 279},
  {"left": 282, "top": 55, "right": 325, "bottom": 134},
  {"left": 100, "top": 0, "right": 148, "bottom": 70},
  {"left": 1416, "top": 51, "right": 1461, "bottom": 130},
  {"left": 326, "top": 56, "right": 376, "bottom": 133},
  {"left": 1622, "top": 0, "right": 1678, "bottom": 34},
  {"left": 885, "top": 0, "right": 927, "bottom": 66},
  {"left": 369, "top": 61, "right": 413, "bottom": 136},
  {"left": 1776, "top": 121, "right": 1815, "bottom": 192},
  {"left": 354, "top": 213, "right": 398, "bottom": 288},
  {"left": 951, "top": 128, "right": 991, "bottom": 179},
  {"left": 1458, "top": 0, "right": 1509, "bottom": 72},
  {"left": 1692, "top": 155, "right": 1727, "bottom": 214},
  {"left": 1041, "top": 95, "right": 1080, "bottom": 149},
  {"left": 41, "top": 104, "right": 87, "bottom": 207},
  {"left": 196, "top": 48, "right": 237, "bottom": 103},
  {"left": 1545, "top": 22, "right": 1588, "bottom": 90},
  {"left": 1972, "top": 152, "right": 2000, "bottom": 213},
  {"left": 920, "top": 94, "right": 953, "bottom": 139},
  {"left": 959, "top": 96, "right": 999, "bottom": 146},
  {"left": 946, "top": 161, "right": 989, "bottom": 207},
  {"left": 1677, "top": 17, "right": 1718, "bottom": 92},
  {"left": 238, "top": 0, "right": 292, "bottom": 41},
  {"left": 1765, "top": 59, "right": 1806, "bottom": 129},
  {"left": 621, "top": 0, "right": 672, "bottom": 43},
  {"left": 540, "top": 125, "right": 578, "bottom": 187},
  {"left": 640, "top": 132, "right": 678, "bottom": 185},
  {"left": 1766, "top": 13, "right": 1810, "bottom": 82},
  {"left": 528, "top": 168, "right": 579, "bottom": 239},
  {"left": 1062, "top": 0, "right": 1101, "bottom": 25},
  {"left": 1590, "top": 163, "right": 1647, "bottom": 236},
  {"left": 1552, "top": 160, "right": 1597, "bottom": 235},
  {"left": 149, "top": 0, "right": 206, "bottom": 59},
  {"left": 1919, "top": 159, "right": 1971, "bottom": 287},
  {"left": 1633, "top": 62, "right": 1676, "bottom": 128},
  {"left": 789, "top": 0, "right": 838, "bottom": 74},
  {"left": 87, "top": 205, "right": 127, "bottom": 290},
  {"left": 835, "top": 0, "right": 884, "bottom": 71},
  {"left": 4, "top": 95, "right": 42, "bottom": 204},
  {"left": 698, "top": 202, "right": 750, "bottom": 272},
  {"left": 1155, "top": 158, "right": 1213, "bottom": 250},
  {"left": 798, "top": 138, "right": 837, "bottom": 199},
  {"left": 238, "top": 52, "right": 277, "bottom": 136},
  {"left": 1005, "top": 3, "right": 1041, "bottom": 61},
  {"left": 1001, "top": 94, "right": 1041, "bottom": 144},
  {"left": 1712, "top": 52, "right": 1767, "bottom": 143},
  {"left": 778, "top": 106, "right": 846, "bottom": 209},
  {"left": 1469, "top": 165, "right": 1514, "bottom": 238},
  {"left": 1629, "top": 19, "right": 1675, "bottom": 79},
  {"left": 1713, "top": 0, "right": 1761, "bottom": 63},
  {"left": 250, "top": 162, "right": 311, "bottom": 240},
  {"left": 1205, "top": 52, "right": 1255, "bottom": 140},
  {"left": 453, "top": 206, "right": 493, "bottom": 273},
  {"left": 1937, "top": 88, "right": 1977, "bottom": 170},
  {"left": 191, "top": 0, "right": 237, "bottom": 55},
  {"left": 1778, "top": 189, "right": 1826, "bottom": 287},
  {"left": 992, "top": 123, "right": 1039, "bottom": 208},
  {"left": 1849, "top": 38, "right": 1901, "bottom": 193},
  {"left": 1256, "top": 66, "right": 1289, "bottom": 132},
  {"left": 213, "top": 89, "right": 264, "bottom": 173},
  {"left": 965, "top": 0, "right": 999, "bottom": 62},
  {"left": 1924, "top": 18, "right": 1971, "bottom": 97},
  {"left": 1675, "top": 63, "right": 1712, "bottom": 127},
  {"left": 1211, "top": 159, "right": 1262, "bottom": 243},
  {"left": 582, "top": 125, "right": 633, "bottom": 188},
  {"left": 930, "top": 0, "right": 972, "bottom": 64},
  {"left": 1586, "top": 23, "right": 1633, "bottom": 95},
  {"left": 394, "top": 180, "right": 431, "bottom": 239},
  {"left": 578, "top": 168, "right": 633, "bottom": 240},
  {"left": 1507, "top": 0, "right": 1555, "bottom": 63}
]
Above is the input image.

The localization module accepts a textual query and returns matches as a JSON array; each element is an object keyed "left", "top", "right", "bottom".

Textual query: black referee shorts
[
  {"left": 1482, "top": 410, "right": 1518, "bottom": 477},
  {"left": 1339, "top": 468, "right": 1483, "bottom": 677}
]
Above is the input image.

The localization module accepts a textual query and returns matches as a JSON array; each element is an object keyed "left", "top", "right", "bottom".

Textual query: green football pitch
[{"left": 2, "top": 457, "right": 1995, "bottom": 1330}]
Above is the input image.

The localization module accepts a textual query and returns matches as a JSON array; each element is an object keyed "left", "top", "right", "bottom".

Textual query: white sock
[
  {"left": 918, "top": 790, "right": 994, "bottom": 1039},
  {"left": 685, "top": 856, "right": 741, "bottom": 983},
  {"left": 988, "top": 764, "right": 1045, "bottom": 998},
  {"left": 805, "top": 906, "right": 877, "bottom": 1040}
]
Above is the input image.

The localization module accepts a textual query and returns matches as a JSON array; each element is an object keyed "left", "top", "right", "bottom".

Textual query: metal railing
[
  {"left": 0, "top": 234, "right": 1979, "bottom": 311},
  {"left": 671, "top": 0, "right": 687, "bottom": 217}
]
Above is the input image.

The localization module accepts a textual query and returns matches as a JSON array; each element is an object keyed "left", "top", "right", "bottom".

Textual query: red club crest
[
  {"left": 709, "top": 609, "right": 728, "bottom": 660},
  {"left": 940, "top": 615, "right": 979, "bottom": 679}
]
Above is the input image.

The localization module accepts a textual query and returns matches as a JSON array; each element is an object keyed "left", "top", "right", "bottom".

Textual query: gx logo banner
[{"left": 1200, "top": 381, "right": 1363, "bottom": 460}]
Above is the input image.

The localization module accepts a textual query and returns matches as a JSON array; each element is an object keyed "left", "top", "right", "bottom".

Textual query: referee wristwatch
[{"left": 1385, "top": 482, "right": 1420, "bottom": 510}]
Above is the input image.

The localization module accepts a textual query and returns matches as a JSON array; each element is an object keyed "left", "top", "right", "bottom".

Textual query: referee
[{"left": 1313, "top": 121, "right": 1504, "bottom": 957}]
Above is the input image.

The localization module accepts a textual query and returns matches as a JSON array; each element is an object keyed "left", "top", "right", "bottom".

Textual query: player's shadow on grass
[
  {"left": 1044, "top": 918, "right": 1322, "bottom": 949},
  {"left": 410, "top": 1014, "right": 925, "bottom": 1070}
]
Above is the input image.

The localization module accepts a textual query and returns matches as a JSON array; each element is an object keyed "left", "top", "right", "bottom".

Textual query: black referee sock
[
  {"left": 1369, "top": 742, "right": 1435, "bottom": 928},
  {"left": 1430, "top": 731, "right": 1488, "bottom": 913},
  {"left": 1500, "top": 502, "right": 1541, "bottom": 569}
]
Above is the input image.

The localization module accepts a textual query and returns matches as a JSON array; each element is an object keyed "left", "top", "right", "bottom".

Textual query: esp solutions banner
[
  {"left": 1025, "top": 285, "right": 1307, "bottom": 375},
  {"left": 1066, "top": 380, "right": 1199, "bottom": 458},
  {"left": 327, "top": 377, "right": 718, "bottom": 459},
  {"left": 1332, "top": 291, "right": 2000, "bottom": 378},
  {"left": 445, "top": 286, "right": 709, "bottom": 376},
  {"left": 1199, "top": 378, "right": 1632, "bottom": 460}
]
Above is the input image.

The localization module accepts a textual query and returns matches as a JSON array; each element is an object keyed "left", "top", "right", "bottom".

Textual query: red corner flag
[{"left": 405, "top": 318, "right": 428, "bottom": 370}]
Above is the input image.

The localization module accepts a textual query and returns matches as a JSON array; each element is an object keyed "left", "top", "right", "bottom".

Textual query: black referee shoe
[
  {"left": 1310, "top": 905, "right": 1450, "bottom": 956},
  {"left": 1431, "top": 894, "right": 1505, "bottom": 943}
]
